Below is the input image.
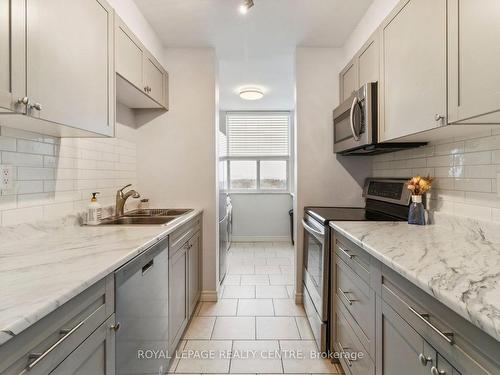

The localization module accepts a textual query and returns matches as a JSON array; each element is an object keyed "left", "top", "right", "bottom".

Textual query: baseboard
[
  {"left": 200, "top": 290, "right": 218, "bottom": 302},
  {"left": 295, "top": 291, "right": 303, "bottom": 304},
  {"left": 232, "top": 236, "right": 291, "bottom": 243}
]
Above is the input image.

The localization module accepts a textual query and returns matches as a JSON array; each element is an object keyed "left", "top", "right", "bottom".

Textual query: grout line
[
  {"left": 210, "top": 316, "right": 217, "bottom": 340},
  {"left": 294, "top": 316, "right": 302, "bottom": 340}
]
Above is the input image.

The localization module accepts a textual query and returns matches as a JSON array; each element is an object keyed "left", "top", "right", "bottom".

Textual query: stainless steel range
[{"left": 302, "top": 178, "right": 412, "bottom": 352}]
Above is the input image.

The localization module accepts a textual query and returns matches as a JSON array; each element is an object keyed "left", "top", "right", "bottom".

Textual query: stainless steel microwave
[{"left": 333, "top": 82, "right": 426, "bottom": 155}]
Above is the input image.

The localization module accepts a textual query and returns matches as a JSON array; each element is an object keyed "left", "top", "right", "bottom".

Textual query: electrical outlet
[{"left": 0, "top": 165, "right": 14, "bottom": 191}]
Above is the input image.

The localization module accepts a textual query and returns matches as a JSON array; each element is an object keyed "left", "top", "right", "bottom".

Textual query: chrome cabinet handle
[
  {"left": 301, "top": 219, "right": 324, "bottom": 237},
  {"left": 418, "top": 353, "right": 433, "bottom": 366},
  {"left": 349, "top": 96, "right": 360, "bottom": 141},
  {"left": 431, "top": 366, "right": 446, "bottom": 375},
  {"left": 28, "top": 320, "right": 84, "bottom": 370},
  {"left": 17, "top": 97, "right": 30, "bottom": 105},
  {"left": 31, "top": 102, "right": 42, "bottom": 111},
  {"left": 435, "top": 114, "right": 445, "bottom": 126},
  {"left": 337, "top": 245, "right": 353, "bottom": 259},
  {"left": 144, "top": 86, "right": 148, "bottom": 92},
  {"left": 407, "top": 305, "right": 454, "bottom": 345},
  {"left": 338, "top": 288, "right": 356, "bottom": 306},
  {"left": 337, "top": 342, "right": 353, "bottom": 367},
  {"left": 110, "top": 322, "right": 121, "bottom": 332}
]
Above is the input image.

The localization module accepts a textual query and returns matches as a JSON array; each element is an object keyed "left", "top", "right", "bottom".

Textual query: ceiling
[{"left": 133, "top": 0, "right": 373, "bottom": 110}]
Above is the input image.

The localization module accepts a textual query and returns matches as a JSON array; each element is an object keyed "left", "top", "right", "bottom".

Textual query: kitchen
[{"left": 1, "top": 0, "right": 500, "bottom": 374}]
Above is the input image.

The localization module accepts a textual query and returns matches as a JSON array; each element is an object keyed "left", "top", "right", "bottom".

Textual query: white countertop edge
[
  {"left": 329, "top": 221, "right": 500, "bottom": 343},
  {"left": 0, "top": 209, "right": 203, "bottom": 347}
]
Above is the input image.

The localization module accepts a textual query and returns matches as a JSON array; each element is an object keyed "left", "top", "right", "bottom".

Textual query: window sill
[{"left": 223, "top": 190, "right": 293, "bottom": 196}]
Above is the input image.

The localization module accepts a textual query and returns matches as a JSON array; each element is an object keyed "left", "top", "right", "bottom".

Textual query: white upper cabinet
[
  {"left": 25, "top": 0, "right": 114, "bottom": 137},
  {"left": 115, "top": 16, "right": 169, "bottom": 110},
  {"left": 380, "top": 0, "right": 447, "bottom": 141},
  {"left": 339, "top": 59, "right": 358, "bottom": 103},
  {"left": 0, "top": 0, "right": 114, "bottom": 137},
  {"left": 358, "top": 32, "right": 379, "bottom": 88},
  {"left": 447, "top": 0, "right": 500, "bottom": 124}
]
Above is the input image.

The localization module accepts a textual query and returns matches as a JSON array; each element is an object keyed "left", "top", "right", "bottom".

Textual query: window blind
[{"left": 226, "top": 112, "right": 290, "bottom": 157}]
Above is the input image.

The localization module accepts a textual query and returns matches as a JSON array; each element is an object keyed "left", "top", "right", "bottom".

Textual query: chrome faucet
[{"left": 116, "top": 184, "right": 140, "bottom": 217}]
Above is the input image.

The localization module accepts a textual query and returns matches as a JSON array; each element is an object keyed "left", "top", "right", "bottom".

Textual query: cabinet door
[
  {"left": 144, "top": 54, "right": 165, "bottom": 105},
  {"left": 448, "top": 0, "right": 500, "bottom": 124},
  {"left": 340, "top": 59, "right": 358, "bottom": 102},
  {"left": 116, "top": 20, "right": 144, "bottom": 90},
  {"left": 188, "top": 232, "right": 201, "bottom": 317},
  {"left": 380, "top": 0, "right": 447, "bottom": 141},
  {"left": 358, "top": 33, "right": 379, "bottom": 87},
  {"left": 380, "top": 299, "right": 434, "bottom": 374},
  {"left": 0, "top": 0, "right": 25, "bottom": 113},
  {"left": 25, "top": 0, "right": 114, "bottom": 136},
  {"left": 49, "top": 315, "right": 115, "bottom": 375},
  {"left": 169, "top": 245, "right": 188, "bottom": 353}
]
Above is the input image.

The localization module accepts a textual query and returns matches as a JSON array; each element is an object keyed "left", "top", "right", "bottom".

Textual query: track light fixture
[{"left": 239, "top": 0, "right": 254, "bottom": 14}]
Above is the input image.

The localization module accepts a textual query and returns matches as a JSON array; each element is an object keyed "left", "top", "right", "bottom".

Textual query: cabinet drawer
[
  {"left": 335, "top": 306, "right": 374, "bottom": 375},
  {"left": 0, "top": 276, "right": 114, "bottom": 375},
  {"left": 169, "top": 216, "right": 201, "bottom": 258},
  {"left": 334, "top": 235, "right": 370, "bottom": 284},
  {"left": 336, "top": 257, "right": 375, "bottom": 351}
]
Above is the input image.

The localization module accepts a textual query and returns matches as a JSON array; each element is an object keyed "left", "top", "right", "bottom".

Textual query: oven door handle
[
  {"left": 350, "top": 96, "right": 360, "bottom": 141},
  {"left": 302, "top": 219, "right": 324, "bottom": 237}
]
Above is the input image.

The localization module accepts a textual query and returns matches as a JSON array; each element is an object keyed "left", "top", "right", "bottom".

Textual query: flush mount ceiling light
[
  {"left": 239, "top": 88, "right": 264, "bottom": 100},
  {"left": 239, "top": 0, "right": 254, "bottom": 14}
]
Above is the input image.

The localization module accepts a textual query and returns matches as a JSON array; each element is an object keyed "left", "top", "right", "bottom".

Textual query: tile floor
[{"left": 169, "top": 242, "right": 342, "bottom": 374}]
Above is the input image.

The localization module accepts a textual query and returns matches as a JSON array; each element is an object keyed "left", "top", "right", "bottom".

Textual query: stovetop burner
[{"left": 305, "top": 206, "right": 405, "bottom": 225}]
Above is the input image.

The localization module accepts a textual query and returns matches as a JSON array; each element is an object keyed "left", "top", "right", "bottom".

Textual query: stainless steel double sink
[{"left": 96, "top": 208, "right": 193, "bottom": 225}]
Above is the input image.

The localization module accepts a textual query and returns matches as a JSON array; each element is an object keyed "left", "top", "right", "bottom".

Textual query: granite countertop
[
  {"left": 329, "top": 218, "right": 500, "bottom": 342},
  {"left": 0, "top": 209, "right": 202, "bottom": 347}
]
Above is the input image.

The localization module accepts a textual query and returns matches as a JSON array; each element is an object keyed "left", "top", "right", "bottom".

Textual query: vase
[{"left": 408, "top": 195, "right": 426, "bottom": 225}]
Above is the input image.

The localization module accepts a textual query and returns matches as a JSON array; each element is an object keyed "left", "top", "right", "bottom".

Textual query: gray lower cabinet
[
  {"left": 168, "top": 242, "right": 189, "bottom": 355},
  {"left": 332, "top": 231, "right": 500, "bottom": 375},
  {"left": 188, "top": 231, "right": 201, "bottom": 317},
  {"left": 49, "top": 315, "right": 116, "bottom": 375}
]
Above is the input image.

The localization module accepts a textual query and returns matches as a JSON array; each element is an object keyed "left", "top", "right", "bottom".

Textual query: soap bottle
[{"left": 87, "top": 192, "right": 102, "bottom": 225}]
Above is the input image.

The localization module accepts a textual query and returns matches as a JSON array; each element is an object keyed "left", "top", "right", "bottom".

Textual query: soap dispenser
[{"left": 87, "top": 192, "right": 102, "bottom": 225}]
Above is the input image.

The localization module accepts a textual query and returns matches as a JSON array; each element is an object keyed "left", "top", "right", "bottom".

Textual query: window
[{"left": 223, "top": 112, "right": 291, "bottom": 192}]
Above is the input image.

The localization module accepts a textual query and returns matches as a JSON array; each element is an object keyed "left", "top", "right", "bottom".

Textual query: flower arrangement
[{"left": 407, "top": 175, "right": 434, "bottom": 196}]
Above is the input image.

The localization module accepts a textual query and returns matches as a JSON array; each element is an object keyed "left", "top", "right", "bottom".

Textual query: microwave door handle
[{"left": 350, "top": 96, "right": 360, "bottom": 141}]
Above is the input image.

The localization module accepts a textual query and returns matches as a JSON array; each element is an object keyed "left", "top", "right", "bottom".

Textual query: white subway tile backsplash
[
  {"left": 372, "top": 129, "right": 500, "bottom": 222},
  {"left": 0, "top": 125, "right": 137, "bottom": 226}
]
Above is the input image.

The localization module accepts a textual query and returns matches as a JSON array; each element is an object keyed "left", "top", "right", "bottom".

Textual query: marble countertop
[
  {"left": 0, "top": 209, "right": 201, "bottom": 347},
  {"left": 329, "top": 219, "right": 500, "bottom": 342}
]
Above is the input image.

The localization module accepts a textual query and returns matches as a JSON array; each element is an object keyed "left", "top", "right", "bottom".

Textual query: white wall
[
  {"left": 342, "top": 0, "right": 399, "bottom": 64},
  {"left": 136, "top": 48, "right": 218, "bottom": 299},
  {"left": 231, "top": 193, "right": 292, "bottom": 242},
  {"left": 294, "top": 47, "right": 372, "bottom": 301}
]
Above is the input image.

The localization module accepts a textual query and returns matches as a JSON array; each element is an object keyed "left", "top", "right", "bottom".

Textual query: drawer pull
[
  {"left": 431, "top": 366, "right": 446, "bottom": 375},
  {"left": 337, "top": 341, "right": 353, "bottom": 367},
  {"left": 28, "top": 320, "right": 85, "bottom": 370},
  {"left": 338, "top": 288, "right": 356, "bottom": 306},
  {"left": 337, "top": 245, "right": 354, "bottom": 259},
  {"left": 407, "top": 305, "right": 454, "bottom": 345}
]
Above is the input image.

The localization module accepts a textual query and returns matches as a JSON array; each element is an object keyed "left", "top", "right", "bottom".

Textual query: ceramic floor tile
[
  {"left": 222, "top": 285, "right": 256, "bottom": 299},
  {"left": 255, "top": 265, "right": 282, "bottom": 275},
  {"left": 295, "top": 317, "right": 314, "bottom": 340},
  {"left": 272, "top": 299, "right": 306, "bottom": 317},
  {"left": 280, "top": 340, "right": 338, "bottom": 373},
  {"left": 223, "top": 275, "right": 241, "bottom": 286},
  {"left": 230, "top": 340, "right": 283, "bottom": 374},
  {"left": 256, "top": 285, "right": 289, "bottom": 299},
  {"left": 198, "top": 300, "right": 238, "bottom": 317},
  {"left": 280, "top": 266, "right": 293, "bottom": 274},
  {"left": 183, "top": 317, "right": 216, "bottom": 339},
  {"left": 240, "top": 275, "right": 270, "bottom": 286},
  {"left": 168, "top": 340, "right": 187, "bottom": 373},
  {"left": 256, "top": 317, "right": 300, "bottom": 339},
  {"left": 286, "top": 286, "right": 295, "bottom": 298},
  {"left": 228, "top": 265, "right": 255, "bottom": 275},
  {"left": 212, "top": 317, "right": 256, "bottom": 339},
  {"left": 237, "top": 299, "right": 274, "bottom": 316},
  {"left": 269, "top": 274, "right": 294, "bottom": 286},
  {"left": 266, "top": 257, "right": 292, "bottom": 266},
  {"left": 176, "top": 340, "right": 232, "bottom": 373}
]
